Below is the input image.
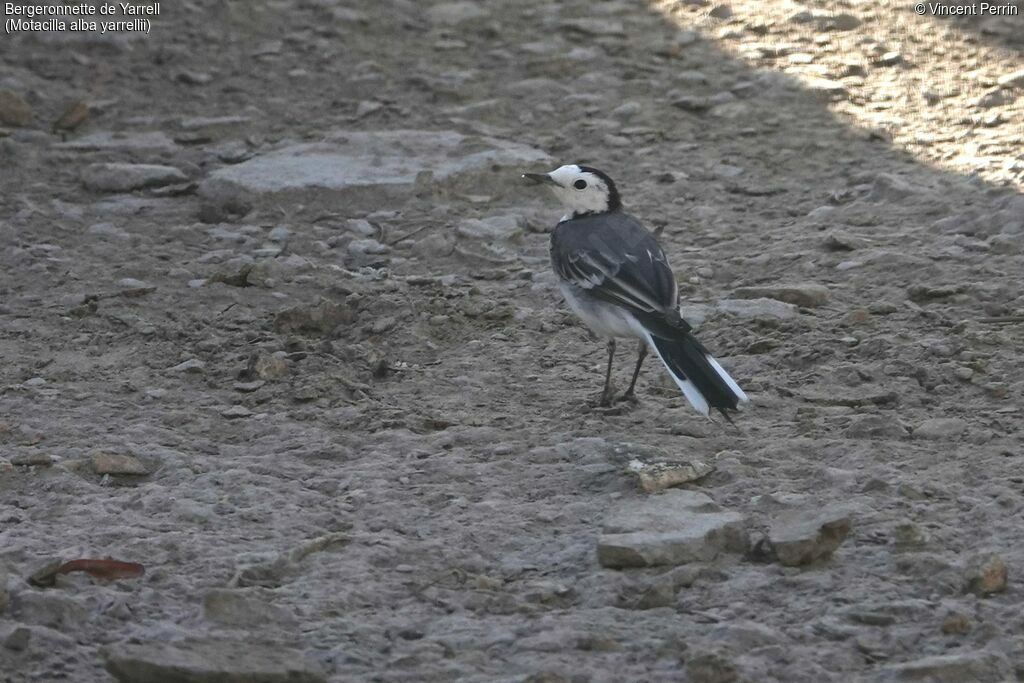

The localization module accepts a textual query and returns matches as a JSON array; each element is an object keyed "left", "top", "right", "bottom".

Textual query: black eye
[{"left": 573, "top": 179, "right": 587, "bottom": 190}]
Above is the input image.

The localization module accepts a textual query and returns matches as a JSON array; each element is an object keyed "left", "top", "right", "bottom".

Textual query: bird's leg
[
  {"left": 620, "top": 341, "right": 648, "bottom": 401},
  {"left": 599, "top": 338, "right": 616, "bottom": 407}
]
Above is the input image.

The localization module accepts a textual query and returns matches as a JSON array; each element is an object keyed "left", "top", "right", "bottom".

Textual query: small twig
[{"left": 387, "top": 223, "right": 432, "bottom": 246}]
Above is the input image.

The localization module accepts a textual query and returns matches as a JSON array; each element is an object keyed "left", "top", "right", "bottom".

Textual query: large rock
[
  {"left": 768, "top": 507, "right": 852, "bottom": 566},
  {"left": 102, "top": 639, "right": 326, "bottom": 683},
  {"left": 598, "top": 490, "right": 748, "bottom": 569},
  {"left": 82, "top": 163, "right": 187, "bottom": 192},
  {"left": 199, "top": 130, "right": 550, "bottom": 212},
  {"left": 876, "top": 652, "right": 1011, "bottom": 682},
  {"left": 731, "top": 284, "right": 830, "bottom": 308}
]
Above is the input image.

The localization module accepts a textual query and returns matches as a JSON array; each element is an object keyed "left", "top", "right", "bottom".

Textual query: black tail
[{"left": 647, "top": 331, "right": 747, "bottom": 419}]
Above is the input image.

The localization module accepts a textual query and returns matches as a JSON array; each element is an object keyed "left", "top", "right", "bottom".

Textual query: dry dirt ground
[{"left": 2, "top": 0, "right": 1024, "bottom": 681}]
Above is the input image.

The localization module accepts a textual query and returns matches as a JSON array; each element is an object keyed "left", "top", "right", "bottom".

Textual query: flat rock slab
[
  {"left": 731, "top": 283, "right": 830, "bottom": 308},
  {"left": 769, "top": 506, "right": 852, "bottom": 566},
  {"left": 102, "top": 639, "right": 326, "bottom": 683},
  {"left": 598, "top": 490, "right": 748, "bottom": 569},
  {"left": 199, "top": 130, "right": 550, "bottom": 212},
  {"left": 83, "top": 163, "right": 187, "bottom": 192},
  {"left": 717, "top": 297, "right": 798, "bottom": 320}
]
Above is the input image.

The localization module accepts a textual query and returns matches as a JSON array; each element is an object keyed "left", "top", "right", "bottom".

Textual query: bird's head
[{"left": 522, "top": 164, "right": 621, "bottom": 218}]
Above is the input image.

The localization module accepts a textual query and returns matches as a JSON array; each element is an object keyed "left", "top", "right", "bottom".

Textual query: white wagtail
[{"left": 523, "top": 164, "right": 748, "bottom": 420}]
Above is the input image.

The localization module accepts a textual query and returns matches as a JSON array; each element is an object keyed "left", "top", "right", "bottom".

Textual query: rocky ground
[{"left": 1, "top": 0, "right": 1023, "bottom": 681}]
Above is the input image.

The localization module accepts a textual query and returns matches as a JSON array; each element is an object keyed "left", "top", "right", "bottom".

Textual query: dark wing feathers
[{"left": 551, "top": 212, "right": 686, "bottom": 335}]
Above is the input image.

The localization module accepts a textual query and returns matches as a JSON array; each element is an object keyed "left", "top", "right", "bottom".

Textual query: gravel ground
[{"left": 1, "top": 1, "right": 1023, "bottom": 681}]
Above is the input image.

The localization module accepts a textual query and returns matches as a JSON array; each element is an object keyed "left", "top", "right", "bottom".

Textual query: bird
[{"left": 522, "top": 164, "right": 748, "bottom": 420}]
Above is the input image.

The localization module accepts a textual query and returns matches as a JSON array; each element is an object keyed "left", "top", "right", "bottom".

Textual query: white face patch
[{"left": 545, "top": 164, "right": 613, "bottom": 217}]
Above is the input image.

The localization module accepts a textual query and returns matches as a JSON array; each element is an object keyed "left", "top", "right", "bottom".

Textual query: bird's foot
[
  {"left": 615, "top": 390, "right": 639, "bottom": 405},
  {"left": 593, "top": 384, "right": 617, "bottom": 408}
]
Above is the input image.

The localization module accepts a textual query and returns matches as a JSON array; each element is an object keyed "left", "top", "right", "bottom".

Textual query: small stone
[
  {"left": 254, "top": 354, "right": 289, "bottom": 380},
  {"left": 768, "top": 507, "right": 852, "bottom": 567},
  {"left": 805, "top": 78, "right": 847, "bottom": 98},
  {"left": 626, "top": 458, "right": 714, "bottom": 492},
  {"left": 53, "top": 100, "right": 89, "bottom": 132},
  {"left": 954, "top": 367, "right": 974, "bottom": 381},
  {"left": 708, "top": 4, "right": 733, "bottom": 19},
  {"left": 102, "top": 639, "right": 327, "bottom": 683},
  {"left": 82, "top": 163, "right": 188, "bottom": 193},
  {"left": 3, "top": 627, "right": 30, "bottom": 651},
  {"left": 941, "top": 612, "right": 970, "bottom": 635},
  {"left": 913, "top": 418, "right": 967, "bottom": 440},
  {"left": 997, "top": 69, "right": 1024, "bottom": 89},
  {"left": 875, "top": 51, "right": 902, "bottom": 66},
  {"left": 686, "top": 651, "right": 739, "bottom": 683},
  {"left": 347, "top": 238, "right": 390, "bottom": 256},
  {"left": 963, "top": 553, "right": 1008, "bottom": 596},
  {"left": 220, "top": 406, "right": 253, "bottom": 419},
  {"left": 597, "top": 490, "right": 748, "bottom": 569},
  {"left": 274, "top": 300, "right": 353, "bottom": 336},
  {"left": 91, "top": 452, "right": 150, "bottom": 476},
  {"left": 822, "top": 231, "right": 866, "bottom": 251},
  {"left": 169, "top": 359, "right": 206, "bottom": 373},
  {"left": 731, "top": 284, "right": 829, "bottom": 308},
  {"left": 877, "top": 652, "right": 1010, "bottom": 682},
  {"left": 117, "top": 278, "right": 156, "bottom": 296},
  {"left": 892, "top": 522, "right": 929, "bottom": 549},
  {"left": 0, "top": 90, "right": 33, "bottom": 127}
]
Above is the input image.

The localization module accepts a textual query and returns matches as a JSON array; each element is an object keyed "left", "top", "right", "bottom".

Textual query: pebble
[
  {"left": 0, "top": 90, "right": 32, "bottom": 127},
  {"left": 3, "top": 627, "right": 30, "bottom": 651},
  {"left": 102, "top": 639, "right": 327, "bottom": 683},
  {"left": 597, "top": 490, "right": 748, "bottom": 569},
  {"left": 941, "top": 612, "right": 970, "bottom": 635},
  {"left": 273, "top": 300, "right": 353, "bottom": 336},
  {"left": 169, "top": 359, "right": 206, "bottom": 373},
  {"left": 996, "top": 69, "right": 1024, "bottom": 89},
  {"left": 91, "top": 452, "right": 150, "bottom": 476},
  {"left": 220, "top": 405, "right": 253, "bottom": 419},
  {"left": 768, "top": 506, "right": 852, "bottom": 567},
  {"left": 963, "top": 553, "right": 1008, "bottom": 596},
  {"left": 82, "top": 163, "right": 188, "bottom": 193},
  {"left": 730, "top": 283, "right": 829, "bottom": 308},
  {"left": 913, "top": 417, "right": 967, "bottom": 440}
]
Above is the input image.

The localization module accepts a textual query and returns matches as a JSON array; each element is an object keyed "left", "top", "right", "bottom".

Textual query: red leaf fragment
[{"left": 56, "top": 559, "right": 146, "bottom": 581}]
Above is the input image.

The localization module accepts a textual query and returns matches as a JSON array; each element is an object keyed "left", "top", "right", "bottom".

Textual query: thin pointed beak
[{"left": 522, "top": 172, "right": 558, "bottom": 186}]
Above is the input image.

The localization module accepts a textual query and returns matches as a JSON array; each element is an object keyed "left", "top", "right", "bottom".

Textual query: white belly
[{"left": 559, "top": 283, "right": 645, "bottom": 340}]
